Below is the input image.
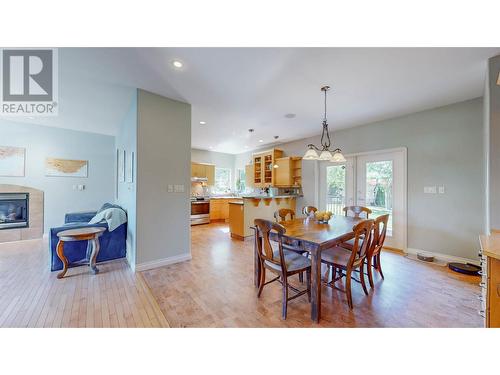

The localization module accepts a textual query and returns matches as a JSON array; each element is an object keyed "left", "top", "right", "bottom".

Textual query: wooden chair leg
[
  {"left": 306, "top": 268, "right": 311, "bottom": 302},
  {"left": 359, "top": 263, "right": 368, "bottom": 295},
  {"left": 299, "top": 272, "right": 304, "bottom": 283},
  {"left": 367, "top": 256, "right": 375, "bottom": 288},
  {"left": 377, "top": 253, "right": 384, "bottom": 279},
  {"left": 257, "top": 264, "right": 266, "bottom": 298},
  {"left": 282, "top": 275, "right": 288, "bottom": 320},
  {"left": 346, "top": 269, "right": 353, "bottom": 309}
]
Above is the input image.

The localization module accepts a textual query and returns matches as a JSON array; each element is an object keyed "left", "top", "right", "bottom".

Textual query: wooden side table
[{"left": 56, "top": 227, "right": 106, "bottom": 279}]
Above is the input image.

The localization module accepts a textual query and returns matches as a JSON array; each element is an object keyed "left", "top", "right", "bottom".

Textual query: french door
[{"left": 320, "top": 148, "right": 407, "bottom": 250}]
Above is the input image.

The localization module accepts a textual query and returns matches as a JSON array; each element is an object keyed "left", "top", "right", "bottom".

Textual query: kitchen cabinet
[
  {"left": 245, "top": 164, "right": 254, "bottom": 188},
  {"left": 191, "top": 162, "right": 215, "bottom": 186},
  {"left": 210, "top": 198, "right": 242, "bottom": 222},
  {"left": 275, "top": 156, "right": 302, "bottom": 187},
  {"left": 479, "top": 232, "right": 500, "bottom": 327},
  {"left": 252, "top": 149, "right": 283, "bottom": 187}
]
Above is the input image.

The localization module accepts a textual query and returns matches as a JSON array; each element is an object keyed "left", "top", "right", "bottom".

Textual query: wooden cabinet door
[
  {"left": 206, "top": 164, "right": 215, "bottom": 186},
  {"left": 245, "top": 164, "right": 254, "bottom": 188},
  {"left": 489, "top": 257, "right": 500, "bottom": 327},
  {"left": 253, "top": 155, "right": 263, "bottom": 187},
  {"left": 275, "top": 157, "right": 291, "bottom": 186},
  {"left": 210, "top": 200, "right": 221, "bottom": 220},
  {"left": 221, "top": 200, "right": 229, "bottom": 220},
  {"left": 191, "top": 163, "right": 205, "bottom": 178}
]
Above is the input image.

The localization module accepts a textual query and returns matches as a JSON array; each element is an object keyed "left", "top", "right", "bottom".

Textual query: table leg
[
  {"left": 56, "top": 240, "right": 68, "bottom": 279},
  {"left": 89, "top": 237, "right": 100, "bottom": 274},
  {"left": 310, "top": 246, "right": 322, "bottom": 323},
  {"left": 254, "top": 229, "right": 261, "bottom": 288}
]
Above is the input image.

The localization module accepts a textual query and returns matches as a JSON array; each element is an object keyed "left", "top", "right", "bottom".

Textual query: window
[
  {"left": 214, "top": 168, "right": 231, "bottom": 193},
  {"left": 236, "top": 168, "right": 246, "bottom": 192}
]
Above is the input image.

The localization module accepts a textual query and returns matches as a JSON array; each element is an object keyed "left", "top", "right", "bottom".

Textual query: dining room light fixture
[{"left": 303, "top": 86, "right": 346, "bottom": 162}]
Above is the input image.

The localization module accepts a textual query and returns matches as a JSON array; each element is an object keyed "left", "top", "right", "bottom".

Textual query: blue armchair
[{"left": 49, "top": 203, "right": 127, "bottom": 271}]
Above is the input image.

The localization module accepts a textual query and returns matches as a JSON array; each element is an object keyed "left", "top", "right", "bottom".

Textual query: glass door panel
[
  {"left": 365, "top": 160, "right": 393, "bottom": 232},
  {"left": 326, "top": 164, "right": 346, "bottom": 216}
]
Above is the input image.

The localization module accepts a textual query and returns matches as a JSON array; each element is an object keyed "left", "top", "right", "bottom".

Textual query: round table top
[{"left": 57, "top": 226, "right": 106, "bottom": 238}]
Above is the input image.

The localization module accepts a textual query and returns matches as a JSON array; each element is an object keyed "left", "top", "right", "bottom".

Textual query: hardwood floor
[
  {"left": 0, "top": 239, "right": 168, "bottom": 328},
  {"left": 142, "top": 222, "right": 483, "bottom": 327}
]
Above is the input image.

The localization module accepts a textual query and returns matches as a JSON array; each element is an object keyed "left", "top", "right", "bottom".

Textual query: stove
[{"left": 190, "top": 196, "right": 210, "bottom": 225}]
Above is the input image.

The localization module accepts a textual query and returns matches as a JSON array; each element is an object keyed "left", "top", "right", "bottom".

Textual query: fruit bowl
[{"left": 314, "top": 211, "right": 332, "bottom": 224}]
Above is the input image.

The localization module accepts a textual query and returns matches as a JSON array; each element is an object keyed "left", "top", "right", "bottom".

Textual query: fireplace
[{"left": 0, "top": 193, "right": 29, "bottom": 230}]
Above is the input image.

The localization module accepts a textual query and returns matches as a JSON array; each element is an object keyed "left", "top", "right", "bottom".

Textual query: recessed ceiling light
[
  {"left": 209, "top": 146, "right": 213, "bottom": 149},
  {"left": 172, "top": 60, "right": 183, "bottom": 68},
  {"left": 199, "top": 121, "right": 206, "bottom": 125},
  {"left": 259, "top": 139, "right": 264, "bottom": 143},
  {"left": 244, "top": 146, "right": 249, "bottom": 149},
  {"left": 285, "top": 113, "right": 296, "bottom": 119}
]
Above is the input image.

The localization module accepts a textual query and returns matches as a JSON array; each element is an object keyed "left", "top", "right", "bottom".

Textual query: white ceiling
[{"left": 5, "top": 47, "right": 500, "bottom": 153}]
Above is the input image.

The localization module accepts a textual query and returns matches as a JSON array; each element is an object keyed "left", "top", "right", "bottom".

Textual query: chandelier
[{"left": 303, "top": 86, "right": 346, "bottom": 162}]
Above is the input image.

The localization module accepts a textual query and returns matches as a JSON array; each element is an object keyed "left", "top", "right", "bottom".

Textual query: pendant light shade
[
  {"left": 303, "top": 86, "right": 344, "bottom": 163},
  {"left": 331, "top": 151, "right": 346, "bottom": 163},
  {"left": 303, "top": 147, "right": 319, "bottom": 160},
  {"left": 318, "top": 150, "right": 333, "bottom": 160}
]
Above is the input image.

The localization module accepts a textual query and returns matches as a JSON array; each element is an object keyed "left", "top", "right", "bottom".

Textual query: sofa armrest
[{"left": 64, "top": 211, "right": 97, "bottom": 224}]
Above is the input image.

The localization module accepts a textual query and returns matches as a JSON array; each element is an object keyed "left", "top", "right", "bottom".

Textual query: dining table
[{"left": 252, "top": 215, "right": 361, "bottom": 323}]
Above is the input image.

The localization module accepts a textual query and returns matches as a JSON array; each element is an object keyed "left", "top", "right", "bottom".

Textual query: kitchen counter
[
  {"left": 228, "top": 195, "right": 297, "bottom": 239},
  {"left": 480, "top": 231, "right": 500, "bottom": 260}
]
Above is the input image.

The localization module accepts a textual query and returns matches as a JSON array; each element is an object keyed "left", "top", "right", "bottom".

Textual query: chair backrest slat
[
  {"left": 343, "top": 206, "right": 372, "bottom": 219},
  {"left": 348, "top": 219, "right": 374, "bottom": 267}
]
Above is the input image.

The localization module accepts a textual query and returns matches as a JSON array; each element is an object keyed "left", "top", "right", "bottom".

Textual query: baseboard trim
[
  {"left": 136, "top": 253, "right": 192, "bottom": 272},
  {"left": 406, "top": 248, "right": 479, "bottom": 266}
]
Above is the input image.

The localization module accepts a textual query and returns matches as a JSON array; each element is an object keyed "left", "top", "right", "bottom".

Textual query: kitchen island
[{"left": 228, "top": 195, "right": 297, "bottom": 240}]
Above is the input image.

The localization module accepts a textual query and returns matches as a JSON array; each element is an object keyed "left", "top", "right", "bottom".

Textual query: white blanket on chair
[{"left": 89, "top": 208, "right": 127, "bottom": 232}]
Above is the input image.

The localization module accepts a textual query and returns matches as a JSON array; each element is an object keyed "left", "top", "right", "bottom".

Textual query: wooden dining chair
[
  {"left": 321, "top": 219, "right": 374, "bottom": 309},
  {"left": 366, "top": 214, "right": 389, "bottom": 288},
  {"left": 274, "top": 208, "right": 308, "bottom": 283},
  {"left": 254, "top": 219, "right": 311, "bottom": 319},
  {"left": 302, "top": 206, "right": 318, "bottom": 217},
  {"left": 274, "top": 208, "right": 295, "bottom": 222},
  {"left": 343, "top": 206, "right": 372, "bottom": 219}
]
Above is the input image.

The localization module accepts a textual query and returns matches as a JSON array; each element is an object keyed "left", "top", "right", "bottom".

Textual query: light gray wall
[
  {"left": 191, "top": 148, "right": 236, "bottom": 189},
  {"left": 0, "top": 120, "right": 115, "bottom": 232},
  {"left": 115, "top": 90, "right": 138, "bottom": 269},
  {"left": 237, "top": 98, "right": 484, "bottom": 260},
  {"left": 487, "top": 55, "right": 500, "bottom": 230},
  {"left": 136, "top": 90, "right": 191, "bottom": 265}
]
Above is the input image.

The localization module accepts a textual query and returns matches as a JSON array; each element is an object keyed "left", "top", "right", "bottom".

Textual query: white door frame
[{"left": 318, "top": 147, "right": 407, "bottom": 251}]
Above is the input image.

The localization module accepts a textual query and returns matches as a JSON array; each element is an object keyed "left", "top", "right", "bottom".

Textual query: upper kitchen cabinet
[
  {"left": 252, "top": 149, "right": 283, "bottom": 187},
  {"left": 245, "top": 164, "right": 254, "bottom": 188},
  {"left": 275, "top": 156, "right": 302, "bottom": 187},
  {"left": 191, "top": 162, "right": 216, "bottom": 186}
]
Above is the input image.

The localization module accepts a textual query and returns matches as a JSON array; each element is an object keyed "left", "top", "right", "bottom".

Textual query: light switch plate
[
  {"left": 167, "top": 184, "right": 174, "bottom": 193},
  {"left": 438, "top": 186, "right": 445, "bottom": 194},
  {"left": 174, "top": 184, "right": 185, "bottom": 193}
]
